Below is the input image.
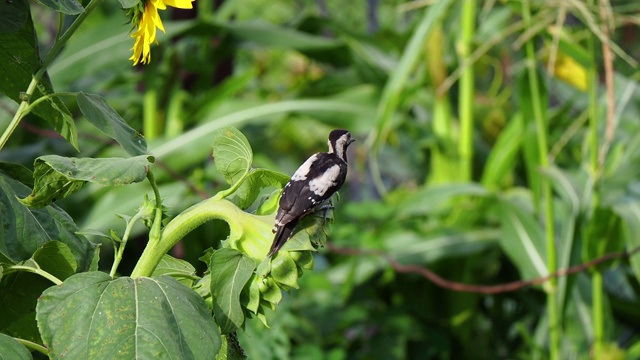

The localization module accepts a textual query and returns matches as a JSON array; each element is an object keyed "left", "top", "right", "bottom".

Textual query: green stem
[
  {"left": 14, "top": 337, "right": 49, "bottom": 355},
  {"left": 56, "top": 13, "right": 64, "bottom": 41},
  {"left": 214, "top": 170, "right": 249, "bottom": 200},
  {"left": 114, "top": 171, "right": 163, "bottom": 277},
  {"left": 522, "top": 1, "right": 559, "bottom": 358},
  {"left": 130, "top": 198, "right": 246, "bottom": 278},
  {"left": 110, "top": 211, "right": 144, "bottom": 277},
  {"left": 0, "top": 0, "right": 106, "bottom": 150},
  {"left": 0, "top": 79, "right": 39, "bottom": 149},
  {"left": 9, "top": 265, "right": 62, "bottom": 285},
  {"left": 587, "top": 0, "right": 599, "bottom": 177},
  {"left": 592, "top": 270, "right": 604, "bottom": 359},
  {"left": 458, "top": 0, "right": 476, "bottom": 182},
  {"left": 147, "top": 170, "right": 164, "bottom": 246},
  {"left": 587, "top": 1, "right": 603, "bottom": 356}
]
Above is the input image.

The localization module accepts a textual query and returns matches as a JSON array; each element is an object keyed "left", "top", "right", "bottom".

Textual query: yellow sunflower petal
[
  {"left": 144, "top": 2, "right": 164, "bottom": 36},
  {"left": 163, "top": 0, "right": 194, "bottom": 9},
  {"left": 150, "top": 0, "right": 167, "bottom": 10},
  {"left": 129, "top": 27, "right": 145, "bottom": 65},
  {"left": 129, "top": 0, "right": 195, "bottom": 65}
]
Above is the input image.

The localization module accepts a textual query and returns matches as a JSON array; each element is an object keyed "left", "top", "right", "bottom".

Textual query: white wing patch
[
  {"left": 291, "top": 154, "right": 318, "bottom": 181},
  {"left": 309, "top": 164, "right": 341, "bottom": 196}
]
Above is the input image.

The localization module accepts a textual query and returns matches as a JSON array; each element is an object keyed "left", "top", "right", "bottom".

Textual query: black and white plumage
[{"left": 268, "top": 129, "right": 355, "bottom": 257}]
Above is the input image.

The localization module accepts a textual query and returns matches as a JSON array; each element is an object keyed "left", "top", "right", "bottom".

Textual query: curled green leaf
[
  {"left": 258, "top": 277, "right": 282, "bottom": 304},
  {"left": 212, "top": 126, "right": 253, "bottom": 185},
  {"left": 270, "top": 252, "right": 299, "bottom": 289}
]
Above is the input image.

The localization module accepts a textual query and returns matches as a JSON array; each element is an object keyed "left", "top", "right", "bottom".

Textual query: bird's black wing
[{"left": 275, "top": 153, "right": 347, "bottom": 227}]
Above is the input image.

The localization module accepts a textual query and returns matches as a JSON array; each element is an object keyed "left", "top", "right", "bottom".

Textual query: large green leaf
[
  {"left": 77, "top": 92, "right": 147, "bottom": 156},
  {"left": 212, "top": 126, "right": 253, "bottom": 185},
  {"left": 37, "top": 273, "right": 221, "bottom": 359},
  {"left": 0, "top": 0, "right": 78, "bottom": 149},
  {"left": 0, "top": 165, "right": 97, "bottom": 344},
  {"left": 20, "top": 155, "right": 154, "bottom": 208},
  {"left": 0, "top": 162, "right": 98, "bottom": 270},
  {"left": 0, "top": 328, "right": 32, "bottom": 360},
  {"left": 210, "top": 248, "right": 255, "bottom": 335}
]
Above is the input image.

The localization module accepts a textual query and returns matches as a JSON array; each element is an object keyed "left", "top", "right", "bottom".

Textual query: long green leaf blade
[{"left": 77, "top": 92, "right": 147, "bottom": 156}]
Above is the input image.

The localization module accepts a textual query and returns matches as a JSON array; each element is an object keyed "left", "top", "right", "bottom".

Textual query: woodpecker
[{"left": 268, "top": 129, "right": 355, "bottom": 257}]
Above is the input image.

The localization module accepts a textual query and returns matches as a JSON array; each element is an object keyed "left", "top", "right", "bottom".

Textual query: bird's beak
[{"left": 348, "top": 138, "right": 356, "bottom": 145}]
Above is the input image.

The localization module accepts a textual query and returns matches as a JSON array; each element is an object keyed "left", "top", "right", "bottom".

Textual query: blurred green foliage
[{"left": 2, "top": 0, "right": 640, "bottom": 358}]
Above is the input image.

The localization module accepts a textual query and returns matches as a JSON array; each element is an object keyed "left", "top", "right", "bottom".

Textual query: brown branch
[{"left": 327, "top": 242, "right": 640, "bottom": 294}]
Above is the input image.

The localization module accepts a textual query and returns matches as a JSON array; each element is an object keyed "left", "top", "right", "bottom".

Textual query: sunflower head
[{"left": 127, "top": 0, "right": 194, "bottom": 66}]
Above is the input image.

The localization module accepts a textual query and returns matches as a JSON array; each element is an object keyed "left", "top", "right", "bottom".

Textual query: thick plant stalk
[
  {"left": 589, "top": 0, "right": 615, "bottom": 357},
  {"left": 426, "top": 24, "right": 456, "bottom": 184},
  {"left": 130, "top": 198, "right": 238, "bottom": 278},
  {"left": 587, "top": 5, "right": 603, "bottom": 356},
  {"left": 458, "top": 0, "right": 476, "bottom": 181},
  {"left": 521, "top": 1, "right": 559, "bottom": 358}
]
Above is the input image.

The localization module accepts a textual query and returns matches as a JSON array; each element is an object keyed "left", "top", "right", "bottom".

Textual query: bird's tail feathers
[{"left": 268, "top": 220, "right": 298, "bottom": 257}]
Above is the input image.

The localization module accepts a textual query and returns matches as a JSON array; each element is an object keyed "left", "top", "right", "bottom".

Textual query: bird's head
[{"left": 328, "top": 129, "right": 355, "bottom": 161}]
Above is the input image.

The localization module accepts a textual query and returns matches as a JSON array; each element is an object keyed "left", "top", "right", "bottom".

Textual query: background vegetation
[{"left": 1, "top": 0, "right": 640, "bottom": 358}]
